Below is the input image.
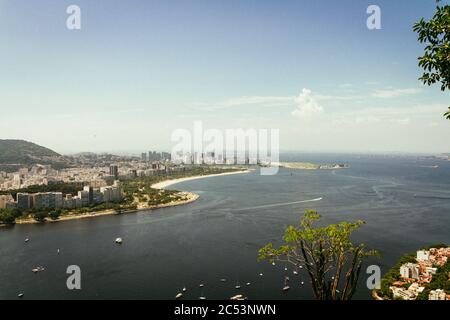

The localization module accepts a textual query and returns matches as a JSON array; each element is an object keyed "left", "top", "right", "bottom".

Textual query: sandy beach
[
  {"left": 6, "top": 170, "right": 250, "bottom": 226},
  {"left": 151, "top": 169, "right": 251, "bottom": 189}
]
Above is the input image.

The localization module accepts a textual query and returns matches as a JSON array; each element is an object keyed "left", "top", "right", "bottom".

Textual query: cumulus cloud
[{"left": 292, "top": 88, "right": 324, "bottom": 119}]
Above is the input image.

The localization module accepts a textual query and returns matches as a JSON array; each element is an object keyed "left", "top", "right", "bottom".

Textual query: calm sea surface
[{"left": 1, "top": 154, "right": 449, "bottom": 300}]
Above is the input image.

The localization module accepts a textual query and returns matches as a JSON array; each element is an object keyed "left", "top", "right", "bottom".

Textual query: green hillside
[{"left": 0, "top": 139, "right": 67, "bottom": 172}]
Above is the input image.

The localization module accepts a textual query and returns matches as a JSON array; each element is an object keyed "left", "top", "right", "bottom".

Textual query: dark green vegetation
[
  {"left": 0, "top": 208, "right": 22, "bottom": 225},
  {"left": 413, "top": 0, "right": 450, "bottom": 119},
  {"left": 377, "top": 244, "right": 449, "bottom": 300},
  {"left": 259, "top": 210, "right": 378, "bottom": 300},
  {"left": 0, "top": 139, "right": 68, "bottom": 172},
  {"left": 0, "top": 182, "right": 84, "bottom": 198},
  {"left": 0, "top": 166, "right": 243, "bottom": 225},
  {"left": 0, "top": 200, "right": 134, "bottom": 224}
]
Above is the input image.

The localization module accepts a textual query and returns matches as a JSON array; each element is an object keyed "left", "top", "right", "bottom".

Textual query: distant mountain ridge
[{"left": 0, "top": 139, "right": 67, "bottom": 172}]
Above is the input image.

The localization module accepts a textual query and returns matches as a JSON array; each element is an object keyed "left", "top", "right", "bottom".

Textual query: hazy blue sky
[{"left": 1, "top": 0, "right": 449, "bottom": 154}]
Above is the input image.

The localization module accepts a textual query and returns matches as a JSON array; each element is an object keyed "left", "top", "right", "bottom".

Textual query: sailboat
[
  {"left": 175, "top": 292, "right": 183, "bottom": 299},
  {"left": 282, "top": 278, "right": 290, "bottom": 291}
]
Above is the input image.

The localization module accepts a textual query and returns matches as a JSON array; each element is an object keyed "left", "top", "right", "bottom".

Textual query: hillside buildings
[{"left": 389, "top": 247, "right": 450, "bottom": 300}]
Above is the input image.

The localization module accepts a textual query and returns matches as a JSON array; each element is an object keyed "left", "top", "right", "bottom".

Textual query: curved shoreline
[
  {"left": 151, "top": 169, "right": 251, "bottom": 189},
  {"left": 3, "top": 170, "right": 250, "bottom": 226}
]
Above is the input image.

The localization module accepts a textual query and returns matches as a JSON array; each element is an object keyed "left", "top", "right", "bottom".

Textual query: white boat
[
  {"left": 199, "top": 296, "right": 206, "bottom": 300},
  {"left": 301, "top": 281, "right": 305, "bottom": 285},
  {"left": 182, "top": 287, "right": 187, "bottom": 292},
  {"left": 246, "top": 282, "right": 251, "bottom": 286},
  {"left": 220, "top": 278, "right": 227, "bottom": 282},
  {"left": 230, "top": 294, "right": 245, "bottom": 300},
  {"left": 293, "top": 270, "right": 298, "bottom": 275},
  {"left": 272, "top": 262, "right": 276, "bottom": 266},
  {"left": 115, "top": 238, "right": 123, "bottom": 244},
  {"left": 32, "top": 266, "right": 45, "bottom": 273},
  {"left": 175, "top": 293, "right": 183, "bottom": 299},
  {"left": 284, "top": 267, "right": 288, "bottom": 271},
  {"left": 18, "top": 293, "right": 24, "bottom": 298},
  {"left": 199, "top": 283, "right": 204, "bottom": 288},
  {"left": 259, "top": 273, "right": 264, "bottom": 277},
  {"left": 24, "top": 238, "right": 29, "bottom": 243},
  {"left": 282, "top": 286, "right": 290, "bottom": 291}
]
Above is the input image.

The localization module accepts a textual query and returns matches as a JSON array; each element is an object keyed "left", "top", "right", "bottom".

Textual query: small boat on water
[
  {"left": 230, "top": 294, "right": 246, "bottom": 300},
  {"left": 301, "top": 281, "right": 305, "bottom": 285},
  {"left": 182, "top": 287, "right": 187, "bottom": 292},
  {"left": 284, "top": 267, "right": 288, "bottom": 271},
  {"left": 18, "top": 293, "right": 24, "bottom": 298},
  {"left": 199, "top": 283, "right": 204, "bottom": 288},
  {"left": 199, "top": 296, "right": 207, "bottom": 300},
  {"left": 259, "top": 273, "right": 264, "bottom": 277},
  {"left": 293, "top": 270, "right": 298, "bottom": 275},
  {"left": 115, "top": 238, "right": 123, "bottom": 244},
  {"left": 272, "top": 261, "right": 276, "bottom": 266},
  {"left": 282, "top": 277, "right": 290, "bottom": 291},
  {"left": 25, "top": 238, "right": 29, "bottom": 243},
  {"left": 220, "top": 278, "right": 227, "bottom": 282},
  {"left": 246, "top": 282, "right": 251, "bottom": 286},
  {"left": 32, "top": 266, "right": 45, "bottom": 273},
  {"left": 175, "top": 293, "right": 183, "bottom": 299},
  {"left": 235, "top": 282, "right": 241, "bottom": 289}
]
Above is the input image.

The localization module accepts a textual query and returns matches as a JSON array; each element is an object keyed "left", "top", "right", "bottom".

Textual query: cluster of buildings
[
  {"left": 171, "top": 151, "right": 271, "bottom": 166},
  {"left": 141, "top": 151, "right": 171, "bottom": 162},
  {"left": 389, "top": 247, "right": 450, "bottom": 300},
  {"left": 0, "top": 181, "right": 123, "bottom": 211},
  {"left": 0, "top": 165, "right": 58, "bottom": 190},
  {"left": 0, "top": 161, "right": 182, "bottom": 192}
]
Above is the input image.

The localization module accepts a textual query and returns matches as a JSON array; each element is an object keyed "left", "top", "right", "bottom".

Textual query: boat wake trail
[{"left": 232, "top": 198, "right": 323, "bottom": 212}]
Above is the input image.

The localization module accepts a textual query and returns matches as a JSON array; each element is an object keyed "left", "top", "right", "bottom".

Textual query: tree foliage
[
  {"left": 259, "top": 210, "right": 378, "bottom": 300},
  {"left": 33, "top": 211, "right": 48, "bottom": 223},
  {"left": 413, "top": 0, "right": 450, "bottom": 119}
]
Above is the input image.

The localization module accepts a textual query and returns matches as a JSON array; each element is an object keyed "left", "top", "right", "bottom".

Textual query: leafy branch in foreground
[
  {"left": 258, "top": 210, "right": 378, "bottom": 300},
  {"left": 413, "top": 0, "right": 450, "bottom": 119}
]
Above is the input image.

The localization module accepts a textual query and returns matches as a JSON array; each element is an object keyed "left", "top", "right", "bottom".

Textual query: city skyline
[{"left": 1, "top": 0, "right": 449, "bottom": 153}]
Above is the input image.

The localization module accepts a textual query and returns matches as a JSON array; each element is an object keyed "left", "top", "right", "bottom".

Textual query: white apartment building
[
  {"left": 416, "top": 250, "right": 430, "bottom": 261},
  {"left": 429, "top": 289, "right": 447, "bottom": 300},
  {"left": 400, "top": 263, "right": 420, "bottom": 280}
]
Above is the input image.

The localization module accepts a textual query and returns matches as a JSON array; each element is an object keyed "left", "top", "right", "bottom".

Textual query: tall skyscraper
[{"left": 109, "top": 165, "right": 119, "bottom": 179}]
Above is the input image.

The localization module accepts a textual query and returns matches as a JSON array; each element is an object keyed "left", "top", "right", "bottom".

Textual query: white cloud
[
  {"left": 191, "top": 95, "right": 293, "bottom": 110},
  {"left": 372, "top": 88, "right": 422, "bottom": 98},
  {"left": 292, "top": 88, "right": 324, "bottom": 119}
]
